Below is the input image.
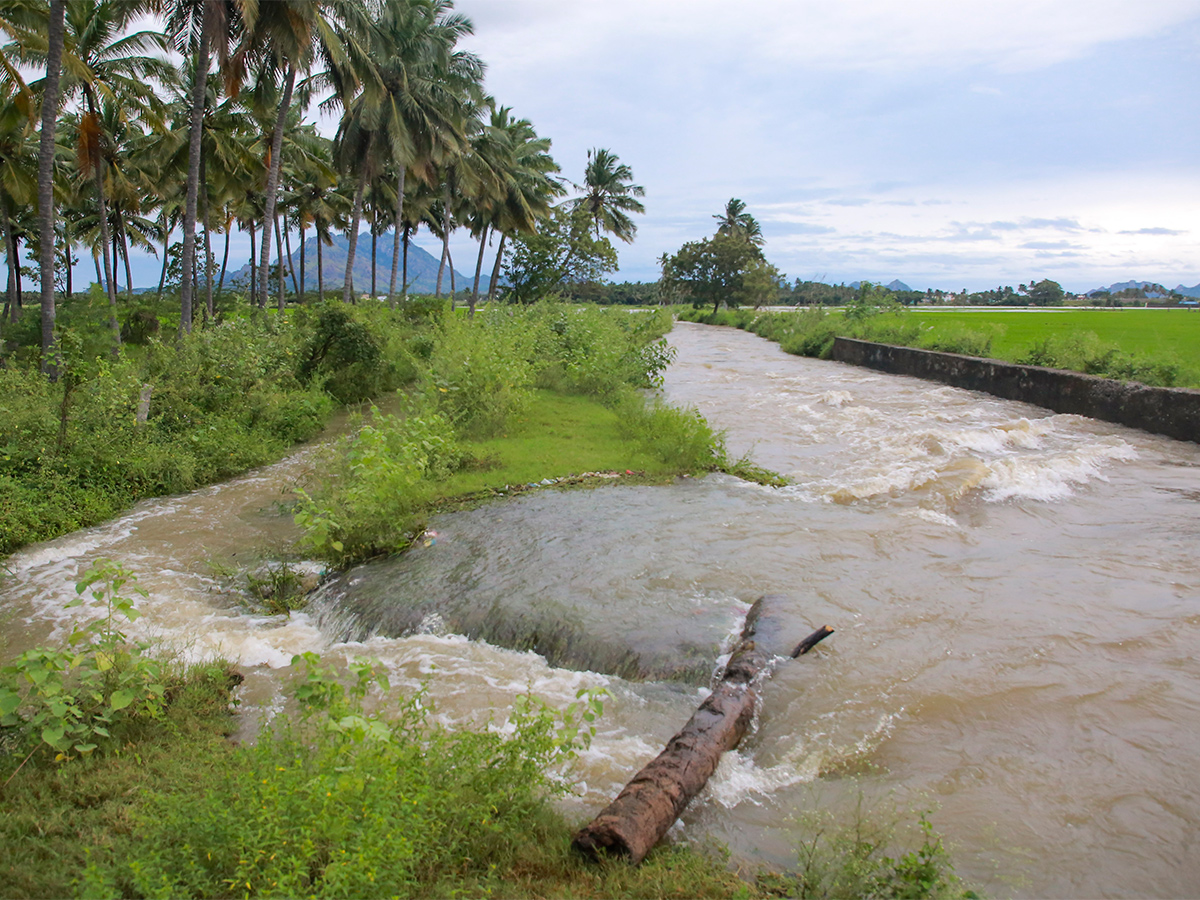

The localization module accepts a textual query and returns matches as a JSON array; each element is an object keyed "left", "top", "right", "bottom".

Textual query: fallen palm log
[{"left": 572, "top": 596, "right": 832, "bottom": 865}]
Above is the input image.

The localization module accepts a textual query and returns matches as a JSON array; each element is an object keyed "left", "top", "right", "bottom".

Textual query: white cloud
[{"left": 462, "top": 0, "right": 1200, "bottom": 74}]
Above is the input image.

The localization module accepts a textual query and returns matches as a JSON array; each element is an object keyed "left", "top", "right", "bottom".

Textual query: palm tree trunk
[
  {"left": 179, "top": 23, "right": 210, "bottom": 333},
  {"left": 285, "top": 219, "right": 299, "bottom": 298},
  {"left": 469, "top": 223, "right": 488, "bottom": 318},
  {"left": 388, "top": 166, "right": 405, "bottom": 307},
  {"left": 258, "top": 65, "right": 296, "bottom": 309},
  {"left": 38, "top": 0, "right": 66, "bottom": 378},
  {"left": 341, "top": 169, "right": 367, "bottom": 304},
  {"left": 111, "top": 224, "right": 120, "bottom": 296},
  {"left": 370, "top": 206, "right": 377, "bottom": 297},
  {"left": 248, "top": 221, "right": 257, "bottom": 296},
  {"left": 14, "top": 241, "right": 22, "bottom": 312},
  {"left": 92, "top": 156, "right": 121, "bottom": 353},
  {"left": 436, "top": 179, "right": 451, "bottom": 297},
  {"left": 216, "top": 217, "right": 231, "bottom": 304},
  {"left": 156, "top": 209, "right": 169, "bottom": 299},
  {"left": 317, "top": 232, "right": 324, "bottom": 301},
  {"left": 203, "top": 181, "right": 214, "bottom": 321},
  {"left": 92, "top": 252, "right": 102, "bottom": 293},
  {"left": 118, "top": 212, "right": 134, "bottom": 299},
  {"left": 299, "top": 221, "right": 306, "bottom": 301},
  {"left": 487, "top": 233, "right": 506, "bottom": 303},
  {"left": 401, "top": 226, "right": 409, "bottom": 302},
  {"left": 448, "top": 246, "right": 456, "bottom": 296},
  {"left": 1, "top": 200, "right": 16, "bottom": 323},
  {"left": 275, "top": 212, "right": 285, "bottom": 312}
]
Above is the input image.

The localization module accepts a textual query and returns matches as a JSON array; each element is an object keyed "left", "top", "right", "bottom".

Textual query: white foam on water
[
  {"left": 982, "top": 439, "right": 1139, "bottom": 502},
  {"left": 702, "top": 748, "right": 819, "bottom": 808},
  {"left": 817, "top": 390, "right": 854, "bottom": 408},
  {"left": 903, "top": 508, "right": 962, "bottom": 529}
]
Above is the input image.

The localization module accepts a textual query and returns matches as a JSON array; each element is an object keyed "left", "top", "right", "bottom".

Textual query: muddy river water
[{"left": 3, "top": 321, "right": 1198, "bottom": 897}]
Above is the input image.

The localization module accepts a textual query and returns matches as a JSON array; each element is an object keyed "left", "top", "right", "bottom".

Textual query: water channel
[{"left": 3, "top": 320, "right": 1198, "bottom": 898}]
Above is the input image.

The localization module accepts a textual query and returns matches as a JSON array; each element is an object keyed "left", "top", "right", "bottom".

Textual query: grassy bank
[
  {"left": 0, "top": 292, "right": 435, "bottom": 557},
  {"left": 678, "top": 305, "right": 1200, "bottom": 389}
]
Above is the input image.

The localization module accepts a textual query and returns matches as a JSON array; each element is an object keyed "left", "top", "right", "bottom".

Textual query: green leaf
[
  {"left": 41, "top": 725, "right": 65, "bottom": 748},
  {"left": 109, "top": 690, "right": 135, "bottom": 711},
  {"left": 0, "top": 688, "right": 20, "bottom": 717},
  {"left": 74, "top": 743, "right": 98, "bottom": 755}
]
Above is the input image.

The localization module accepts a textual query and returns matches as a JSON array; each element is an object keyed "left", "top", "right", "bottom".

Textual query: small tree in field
[{"left": 660, "top": 232, "right": 764, "bottom": 314}]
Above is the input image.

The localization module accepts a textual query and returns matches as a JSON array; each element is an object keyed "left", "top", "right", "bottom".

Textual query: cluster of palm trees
[{"left": 1, "top": 0, "right": 645, "bottom": 378}]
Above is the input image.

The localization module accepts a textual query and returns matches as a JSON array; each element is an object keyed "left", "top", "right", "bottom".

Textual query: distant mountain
[
  {"left": 847, "top": 279, "right": 912, "bottom": 292},
  {"left": 224, "top": 231, "right": 472, "bottom": 296},
  {"left": 1174, "top": 283, "right": 1200, "bottom": 298},
  {"left": 1086, "top": 280, "right": 1172, "bottom": 298}
]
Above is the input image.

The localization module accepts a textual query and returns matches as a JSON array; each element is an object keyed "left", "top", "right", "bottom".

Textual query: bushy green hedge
[{"left": 0, "top": 299, "right": 443, "bottom": 557}]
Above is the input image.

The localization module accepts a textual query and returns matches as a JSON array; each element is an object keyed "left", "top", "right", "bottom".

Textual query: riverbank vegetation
[
  {"left": 1, "top": 564, "right": 976, "bottom": 899},
  {"left": 290, "top": 301, "right": 754, "bottom": 565},
  {"left": 1, "top": 296, "right": 750, "bottom": 560},
  {"left": 678, "top": 303, "right": 1200, "bottom": 390}
]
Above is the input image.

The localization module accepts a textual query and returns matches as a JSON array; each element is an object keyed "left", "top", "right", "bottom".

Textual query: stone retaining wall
[{"left": 832, "top": 337, "right": 1200, "bottom": 444}]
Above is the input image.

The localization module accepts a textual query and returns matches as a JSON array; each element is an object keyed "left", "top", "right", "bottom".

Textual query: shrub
[
  {"left": 788, "top": 799, "right": 977, "bottom": 900},
  {"left": 614, "top": 390, "right": 725, "bottom": 472},
  {"left": 295, "top": 402, "right": 464, "bottom": 562},
  {"left": 101, "top": 653, "right": 604, "bottom": 899},
  {"left": 425, "top": 309, "right": 536, "bottom": 436},
  {"left": 0, "top": 561, "right": 167, "bottom": 763}
]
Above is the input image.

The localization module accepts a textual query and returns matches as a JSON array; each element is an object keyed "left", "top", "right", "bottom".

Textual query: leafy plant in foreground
[
  {"left": 99, "top": 651, "right": 607, "bottom": 898},
  {"left": 0, "top": 560, "right": 165, "bottom": 767}
]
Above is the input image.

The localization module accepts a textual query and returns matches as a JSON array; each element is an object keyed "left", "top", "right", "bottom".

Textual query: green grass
[
  {"left": 907, "top": 309, "right": 1200, "bottom": 368},
  {"left": 437, "top": 389, "right": 688, "bottom": 498},
  {"left": 678, "top": 305, "right": 1200, "bottom": 389}
]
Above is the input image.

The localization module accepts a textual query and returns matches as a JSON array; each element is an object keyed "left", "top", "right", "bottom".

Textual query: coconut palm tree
[
  {"left": 46, "top": 0, "right": 175, "bottom": 351},
  {"left": 236, "top": 0, "right": 370, "bottom": 309},
  {"left": 282, "top": 139, "right": 338, "bottom": 300},
  {"left": 38, "top": 0, "right": 64, "bottom": 375},
  {"left": 167, "top": 0, "right": 242, "bottom": 332},
  {"left": 335, "top": 0, "right": 481, "bottom": 305},
  {"left": 459, "top": 103, "right": 563, "bottom": 315},
  {"left": 0, "top": 92, "right": 35, "bottom": 326},
  {"left": 572, "top": 147, "right": 645, "bottom": 243},
  {"left": 480, "top": 106, "right": 561, "bottom": 306},
  {"left": 713, "top": 197, "right": 764, "bottom": 247}
]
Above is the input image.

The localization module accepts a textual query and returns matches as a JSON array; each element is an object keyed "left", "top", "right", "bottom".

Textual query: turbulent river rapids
[{"left": 4, "top": 321, "right": 1199, "bottom": 898}]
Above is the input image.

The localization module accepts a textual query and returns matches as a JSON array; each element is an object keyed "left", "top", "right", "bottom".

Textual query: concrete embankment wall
[{"left": 832, "top": 337, "right": 1200, "bottom": 445}]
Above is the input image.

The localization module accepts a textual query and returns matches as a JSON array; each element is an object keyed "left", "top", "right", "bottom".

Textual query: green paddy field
[{"left": 907, "top": 308, "right": 1200, "bottom": 367}]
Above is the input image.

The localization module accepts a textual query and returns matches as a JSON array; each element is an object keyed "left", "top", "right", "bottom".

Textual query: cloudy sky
[{"left": 449, "top": 0, "right": 1200, "bottom": 292}]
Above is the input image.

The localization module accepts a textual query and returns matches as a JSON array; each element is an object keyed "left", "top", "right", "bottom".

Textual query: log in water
[{"left": 573, "top": 597, "right": 831, "bottom": 864}]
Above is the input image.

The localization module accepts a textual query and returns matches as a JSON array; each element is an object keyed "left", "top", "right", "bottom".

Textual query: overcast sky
[
  {"left": 449, "top": 0, "right": 1200, "bottom": 292},
  {"left": 114, "top": 0, "right": 1200, "bottom": 293}
]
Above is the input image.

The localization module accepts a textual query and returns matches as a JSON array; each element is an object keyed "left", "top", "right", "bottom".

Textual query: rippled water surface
[{"left": 3, "top": 321, "right": 1198, "bottom": 898}]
